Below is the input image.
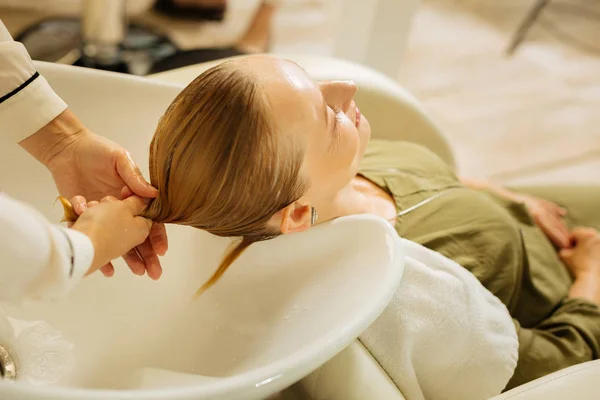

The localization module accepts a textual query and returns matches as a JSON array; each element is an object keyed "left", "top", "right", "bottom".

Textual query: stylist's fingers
[
  {"left": 100, "top": 263, "right": 115, "bottom": 277},
  {"left": 69, "top": 195, "right": 88, "bottom": 216},
  {"left": 150, "top": 223, "right": 168, "bottom": 256},
  {"left": 137, "top": 238, "right": 163, "bottom": 280},
  {"left": 115, "top": 150, "right": 159, "bottom": 199},
  {"left": 120, "top": 193, "right": 158, "bottom": 277},
  {"left": 101, "top": 195, "right": 118, "bottom": 203},
  {"left": 122, "top": 195, "right": 148, "bottom": 215},
  {"left": 121, "top": 186, "right": 134, "bottom": 200},
  {"left": 123, "top": 248, "right": 146, "bottom": 276},
  {"left": 124, "top": 186, "right": 168, "bottom": 256}
]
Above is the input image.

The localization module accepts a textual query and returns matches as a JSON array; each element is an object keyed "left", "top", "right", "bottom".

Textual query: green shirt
[{"left": 359, "top": 139, "right": 600, "bottom": 390}]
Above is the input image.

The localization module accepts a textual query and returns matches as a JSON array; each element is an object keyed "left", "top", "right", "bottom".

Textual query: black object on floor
[
  {"left": 15, "top": 18, "right": 178, "bottom": 75},
  {"left": 154, "top": 0, "right": 226, "bottom": 21},
  {"left": 15, "top": 16, "right": 247, "bottom": 76}
]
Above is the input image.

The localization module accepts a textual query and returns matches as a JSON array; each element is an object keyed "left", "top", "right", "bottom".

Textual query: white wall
[{"left": 271, "top": 0, "right": 420, "bottom": 79}]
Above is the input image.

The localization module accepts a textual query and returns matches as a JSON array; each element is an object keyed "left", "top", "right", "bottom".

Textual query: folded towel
[{"left": 360, "top": 239, "right": 518, "bottom": 400}]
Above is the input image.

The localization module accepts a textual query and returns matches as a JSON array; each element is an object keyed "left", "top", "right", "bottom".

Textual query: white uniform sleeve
[
  {"left": 0, "top": 20, "right": 93, "bottom": 301},
  {"left": 0, "top": 19, "right": 68, "bottom": 142},
  {"left": 0, "top": 193, "right": 94, "bottom": 302}
]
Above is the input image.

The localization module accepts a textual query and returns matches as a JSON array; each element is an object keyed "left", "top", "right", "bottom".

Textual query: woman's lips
[{"left": 355, "top": 106, "right": 361, "bottom": 128}]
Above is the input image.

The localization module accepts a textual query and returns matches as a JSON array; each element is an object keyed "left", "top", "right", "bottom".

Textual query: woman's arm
[
  {"left": 460, "top": 177, "right": 571, "bottom": 248},
  {"left": 460, "top": 177, "right": 526, "bottom": 203},
  {"left": 507, "top": 299, "right": 600, "bottom": 390}
]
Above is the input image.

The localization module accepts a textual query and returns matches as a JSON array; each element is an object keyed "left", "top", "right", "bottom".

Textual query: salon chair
[{"left": 147, "top": 54, "right": 600, "bottom": 400}]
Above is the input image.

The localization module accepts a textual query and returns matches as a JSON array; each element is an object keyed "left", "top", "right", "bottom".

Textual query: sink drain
[{"left": 0, "top": 345, "right": 16, "bottom": 380}]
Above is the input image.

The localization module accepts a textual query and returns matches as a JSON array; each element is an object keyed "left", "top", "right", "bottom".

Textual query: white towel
[{"left": 360, "top": 239, "right": 519, "bottom": 400}]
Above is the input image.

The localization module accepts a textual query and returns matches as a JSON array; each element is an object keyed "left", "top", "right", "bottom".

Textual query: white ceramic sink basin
[{"left": 0, "top": 62, "right": 404, "bottom": 400}]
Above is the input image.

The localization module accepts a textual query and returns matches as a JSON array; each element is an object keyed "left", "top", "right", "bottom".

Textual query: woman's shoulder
[
  {"left": 362, "top": 140, "right": 453, "bottom": 172},
  {"left": 359, "top": 139, "right": 458, "bottom": 188}
]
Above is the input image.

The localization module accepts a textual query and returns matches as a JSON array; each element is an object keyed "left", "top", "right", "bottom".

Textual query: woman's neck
[{"left": 315, "top": 176, "right": 396, "bottom": 223}]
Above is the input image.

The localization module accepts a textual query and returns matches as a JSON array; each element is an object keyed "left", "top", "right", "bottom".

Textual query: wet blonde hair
[{"left": 144, "top": 61, "right": 309, "bottom": 295}]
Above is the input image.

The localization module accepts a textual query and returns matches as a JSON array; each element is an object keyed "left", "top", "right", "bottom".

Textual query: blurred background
[
  {"left": 1, "top": 0, "right": 599, "bottom": 186},
  {"left": 399, "top": 0, "right": 600, "bottom": 187}
]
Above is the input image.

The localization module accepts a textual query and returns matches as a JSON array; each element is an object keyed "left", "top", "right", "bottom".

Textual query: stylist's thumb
[
  {"left": 123, "top": 195, "right": 153, "bottom": 232},
  {"left": 123, "top": 194, "right": 147, "bottom": 214}
]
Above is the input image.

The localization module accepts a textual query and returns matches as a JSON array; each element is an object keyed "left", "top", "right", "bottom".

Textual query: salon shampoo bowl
[{"left": 0, "top": 61, "right": 403, "bottom": 399}]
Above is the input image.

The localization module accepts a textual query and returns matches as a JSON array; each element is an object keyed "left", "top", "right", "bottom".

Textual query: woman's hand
[
  {"left": 460, "top": 178, "right": 570, "bottom": 248},
  {"left": 517, "top": 193, "right": 570, "bottom": 249},
  {"left": 19, "top": 110, "right": 168, "bottom": 272},
  {"left": 70, "top": 195, "right": 158, "bottom": 278},
  {"left": 560, "top": 228, "right": 600, "bottom": 279},
  {"left": 560, "top": 228, "right": 600, "bottom": 305}
]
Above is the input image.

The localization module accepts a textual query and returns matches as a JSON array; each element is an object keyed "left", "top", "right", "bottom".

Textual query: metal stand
[
  {"left": 506, "top": 0, "right": 600, "bottom": 56},
  {"left": 505, "top": 0, "right": 551, "bottom": 55}
]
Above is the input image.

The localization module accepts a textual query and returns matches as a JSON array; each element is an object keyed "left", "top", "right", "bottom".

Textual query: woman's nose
[
  {"left": 339, "top": 81, "right": 358, "bottom": 113},
  {"left": 321, "top": 80, "right": 358, "bottom": 111}
]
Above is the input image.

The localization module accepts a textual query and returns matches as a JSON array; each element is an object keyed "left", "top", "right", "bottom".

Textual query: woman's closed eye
[
  {"left": 330, "top": 106, "right": 343, "bottom": 134},
  {"left": 326, "top": 106, "right": 343, "bottom": 152}
]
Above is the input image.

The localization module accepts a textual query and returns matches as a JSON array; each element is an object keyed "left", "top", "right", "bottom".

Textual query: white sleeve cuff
[
  {"left": 0, "top": 74, "right": 68, "bottom": 143},
  {"left": 25, "top": 225, "right": 95, "bottom": 300},
  {"left": 56, "top": 227, "right": 95, "bottom": 282}
]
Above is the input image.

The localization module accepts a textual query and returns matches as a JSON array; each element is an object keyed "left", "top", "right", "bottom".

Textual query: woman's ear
[{"left": 271, "top": 202, "right": 312, "bottom": 234}]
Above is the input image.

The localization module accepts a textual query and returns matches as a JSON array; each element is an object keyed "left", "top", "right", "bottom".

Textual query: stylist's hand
[
  {"left": 70, "top": 195, "right": 157, "bottom": 278},
  {"left": 53, "top": 131, "right": 167, "bottom": 262},
  {"left": 50, "top": 131, "right": 168, "bottom": 275},
  {"left": 21, "top": 110, "right": 167, "bottom": 273}
]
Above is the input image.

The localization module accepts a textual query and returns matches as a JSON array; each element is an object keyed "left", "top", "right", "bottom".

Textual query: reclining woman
[{"left": 93, "top": 55, "right": 600, "bottom": 396}]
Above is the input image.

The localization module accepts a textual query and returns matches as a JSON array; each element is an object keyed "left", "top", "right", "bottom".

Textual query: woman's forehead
[
  {"left": 239, "top": 55, "right": 312, "bottom": 86},
  {"left": 242, "top": 56, "right": 323, "bottom": 132}
]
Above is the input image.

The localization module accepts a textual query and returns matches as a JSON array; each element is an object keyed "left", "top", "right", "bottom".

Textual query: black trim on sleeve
[
  {"left": 0, "top": 71, "right": 40, "bottom": 104},
  {"left": 58, "top": 228, "right": 76, "bottom": 278}
]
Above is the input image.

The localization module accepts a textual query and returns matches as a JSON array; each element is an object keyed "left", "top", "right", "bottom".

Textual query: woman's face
[{"left": 241, "top": 55, "right": 371, "bottom": 207}]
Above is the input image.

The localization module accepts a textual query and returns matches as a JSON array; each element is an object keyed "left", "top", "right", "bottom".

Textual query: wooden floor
[{"left": 398, "top": 0, "right": 600, "bottom": 185}]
